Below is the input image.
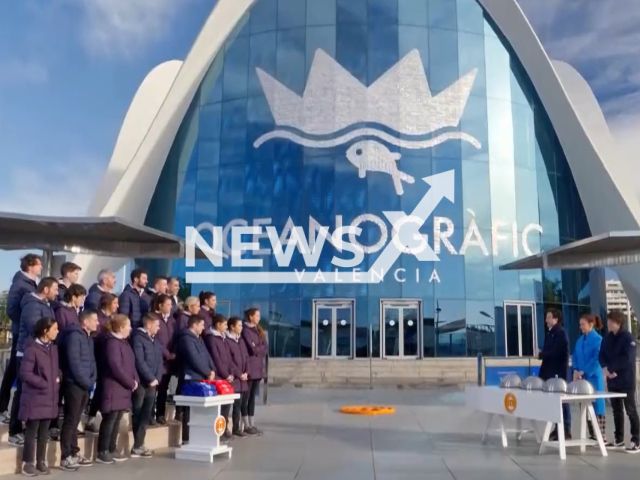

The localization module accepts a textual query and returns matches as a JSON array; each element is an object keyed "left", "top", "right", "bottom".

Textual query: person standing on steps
[
  {"left": 118, "top": 269, "right": 148, "bottom": 329},
  {"left": 0, "top": 254, "right": 42, "bottom": 426},
  {"left": 167, "top": 277, "right": 181, "bottom": 315},
  {"left": 19, "top": 317, "right": 60, "bottom": 477},
  {"left": 131, "top": 313, "right": 163, "bottom": 459},
  {"left": 198, "top": 291, "right": 216, "bottom": 333},
  {"left": 84, "top": 269, "right": 116, "bottom": 312},
  {"left": 153, "top": 295, "right": 176, "bottom": 426},
  {"left": 536, "top": 308, "right": 571, "bottom": 441},
  {"left": 572, "top": 314, "right": 606, "bottom": 441},
  {"left": 176, "top": 315, "right": 215, "bottom": 445},
  {"left": 599, "top": 310, "right": 640, "bottom": 453},
  {"left": 84, "top": 293, "right": 119, "bottom": 435},
  {"left": 241, "top": 308, "right": 267, "bottom": 436},
  {"left": 226, "top": 317, "right": 249, "bottom": 437},
  {"left": 204, "top": 314, "right": 234, "bottom": 441},
  {"left": 9, "top": 277, "right": 58, "bottom": 447},
  {"left": 172, "top": 297, "right": 200, "bottom": 423},
  {"left": 55, "top": 284, "right": 87, "bottom": 333},
  {"left": 59, "top": 310, "right": 98, "bottom": 470},
  {"left": 96, "top": 314, "right": 138, "bottom": 465},
  {"left": 55, "top": 262, "right": 82, "bottom": 311}
]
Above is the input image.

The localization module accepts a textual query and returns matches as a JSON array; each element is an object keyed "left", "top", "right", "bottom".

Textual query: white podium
[{"left": 174, "top": 394, "right": 240, "bottom": 463}]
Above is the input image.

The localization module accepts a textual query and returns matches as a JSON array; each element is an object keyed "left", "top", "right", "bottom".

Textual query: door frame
[
  {"left": 380, "top": 298, "right": 423, "bottom": 359},
  {"left": 502, "top": 300, "right": 538, "bottom": 357},
  {"left": 312, "top": 298, "right": 356, "bottom": 359}
]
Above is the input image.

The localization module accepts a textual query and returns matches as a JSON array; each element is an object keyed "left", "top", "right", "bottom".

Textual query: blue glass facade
[{"left": 143, "top": 0, "right": 598, "bottom": 358}]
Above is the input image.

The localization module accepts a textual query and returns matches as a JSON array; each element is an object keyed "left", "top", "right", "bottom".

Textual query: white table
[
  {"left": 174, "top": 394, "right": 240, "bottom": 463},
  {"left": 465, "top": 385, "right": 626, "bottom": 460}
]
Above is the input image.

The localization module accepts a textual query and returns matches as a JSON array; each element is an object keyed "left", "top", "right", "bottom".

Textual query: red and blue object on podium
[
  {"left": 182, "top": 380, "right": 234, "bottom": 397},
  {"left": 202, "top": 380, "right": 234, "bottom": 395}
]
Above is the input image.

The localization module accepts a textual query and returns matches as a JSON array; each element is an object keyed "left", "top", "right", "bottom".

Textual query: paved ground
[{"left": 10, "top": 386, "right": 639, "bottom": 479}]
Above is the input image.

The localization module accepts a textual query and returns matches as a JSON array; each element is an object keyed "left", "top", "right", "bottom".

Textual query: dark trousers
[
  {"left": 132, "top": 385, "right": 156, "bottom": 449},
  {"left": 97, "top": 410, "right": 125, "bottom": 453},
  {"left": 23, "top": 419, "right": 51, "bottom": 465},
  {"left": 60, "top": 382, "right": 89, "bottom": 460},
  {"left": 610, "top": 388, "right": 640, "bottom": 443},
  {"left": 562, "top": 403, "right": 571, "bottom": 434},
  {"left": 247, "top": 379, "right": 260, "bottom": 416},
  {"left": 50, "top": 381, "right": 65, "bottom": 431},
  {"left": 88, "top": 381, "right": 101, "bottom": 418},
  {"left": 232, "top": 396, "right": 245, "bottom": 431},
  {"left": 240, "top": 390, "right": 250, "bottom": 417},
  {"left": 9, "top": 357, "right": 23, "bottom": 436},
  {"left": 0, "top": 341, "right": 17, "bottom": 412},
  {"left": 180, "top": 379, "right": 191, "bottom": 443},
  {"left": 155, "top": 373, "right": 172, "bottom": 419}
]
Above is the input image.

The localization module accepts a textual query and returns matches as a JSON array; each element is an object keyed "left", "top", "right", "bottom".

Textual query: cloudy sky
[{"left": 0, "top": 0, "right": 637, "bottom": 289}]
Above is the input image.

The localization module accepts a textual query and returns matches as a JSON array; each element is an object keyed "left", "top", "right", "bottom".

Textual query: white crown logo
[{"left": 253, "top": 49, "right": 481, "bottom": 195}]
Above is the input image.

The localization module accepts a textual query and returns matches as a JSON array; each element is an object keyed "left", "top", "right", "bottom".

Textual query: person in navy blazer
[
  {"left": 204, "top": 314, "right": 234, "bottom": 440},
  {"left": 19, "top": 317, "right": 60, "bottom": 476},
  {"left": 572, "top": 314, "right": 606, "bottom": 441},
  {"left": 241, "top": 308, "right": 267, "bottom": 435},
  {"left": 176, "top": 315, "right": 215, "bottom": 444},
  {"left": 226, "top": 317, "right": 249, "bottom": 437},
  {"left": 536, "top": 308, "right": 571, "bottom": 440},
  {"left": 153, "top": 295, "right": 176, "bottom": 425},
  {"left": 130, "top": 313, "right": 163, "bottom": 458},
  {"left": 599, "top": 310, "right": 640, "bottom": 452},
  {"left": 118, "top": 269, "right": 148, "bottom": 328},
  {"left": 198, "top": 291, "right": 216, "bottom": 333},
  {"left": 59, "top": 310, "right": 98, "bottom": 470},
  {"left": 0, "top": 254, "right": 41, "bottom": 427},
  {"left": 97, "top": 314, "right": 138, "bottom": 465}
]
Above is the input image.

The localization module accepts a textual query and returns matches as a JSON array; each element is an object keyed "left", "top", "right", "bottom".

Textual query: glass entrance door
[
  {"left": 503, "top": 301, "right": 537, "bottom": 357},
  {"left": 381, "top": 300, "right": 421, "bottom": 358},
  {"left": 313, "top": 300, "right": 355, "bottom": 359}
]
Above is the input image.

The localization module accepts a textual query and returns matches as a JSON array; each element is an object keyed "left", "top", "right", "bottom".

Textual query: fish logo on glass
[{"left": 253, "top": 49, "right": 481, "bottom": 195}]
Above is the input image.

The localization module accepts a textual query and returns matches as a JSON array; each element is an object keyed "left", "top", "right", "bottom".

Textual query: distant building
[{"left": 606, "top": 280, "right": 636, "bottom": 332}]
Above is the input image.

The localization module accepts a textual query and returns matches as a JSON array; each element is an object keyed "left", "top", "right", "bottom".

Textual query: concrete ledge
[{"left": 0, "top": 415, "right": 181, "bottom": 475}]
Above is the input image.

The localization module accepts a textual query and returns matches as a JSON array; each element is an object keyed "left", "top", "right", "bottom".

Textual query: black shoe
[
  {"left": 21, "top": 463, "right": 37, "bottom": 477},
  {"left": 244, "top": 426, "right": 261, "bottom": 435},
  {"left": 84, "top": 422, "right": 99, "bottom": 435},
  {"left": 156, "top": 416, "right": 167, "bottom": 426},
  {"left": 606, "top": 439, "right": 625, "bottom": 449},
  {"left": 233, "top": 429, "right": 247, "bottom": 437},
  {"left": 36, "top": 463, "right": 50, "bottom": 475},
  {"left": 112, "top": 452, "right": 128, "bottom": 463},
  {"left": 148, "top": 417, "right": 157, "bottom": 427},
  {"left": 626, "top": 441, "right": 640, "bottom": 453},
  {"left": 96, "top": 452, "right": 115, "bottom": 465}
]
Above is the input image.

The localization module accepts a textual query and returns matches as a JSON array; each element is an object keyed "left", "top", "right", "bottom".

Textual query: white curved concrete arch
[
  {"left": 89, "top": 60, "right": 183, "bottom": 216},
  {"left": 479, "top": 0, "right": 640, "bottom": 314},
  {"left": 75, "top": 0, "right": 257, "bottom": 285}
]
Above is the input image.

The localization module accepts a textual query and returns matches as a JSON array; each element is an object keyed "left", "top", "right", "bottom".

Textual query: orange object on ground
[{"left": 339, "top": 405, "right": 396, "bottom": 415}]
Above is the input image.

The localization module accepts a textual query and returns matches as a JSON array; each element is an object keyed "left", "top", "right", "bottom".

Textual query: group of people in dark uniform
[
  {"left": 0, "top": 254, "right": 268, "bottom": 476},
  {"left": 537, "top": 308, "right": 639, "bottom": 452}
]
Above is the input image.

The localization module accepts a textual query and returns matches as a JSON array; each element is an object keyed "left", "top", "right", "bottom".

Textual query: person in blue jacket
[
  {"left": 599, "top": 310, "right": 639, "bottom": 452},
  {"left": 0, "top": 254, "right": 41, "bottom": 423},
  {"left": 118, "top": 269, "right": 148, "bottom": 328},
  {"left": 537, "top": 308, "right": 571, "bottom": 440},
  {"left": 572, "top": 314, "right": 606, "bottom": 441}
]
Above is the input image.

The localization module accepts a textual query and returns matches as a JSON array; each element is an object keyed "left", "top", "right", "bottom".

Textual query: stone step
[{"left": 0, "top": 421, "right": 180, "bottom": 476}]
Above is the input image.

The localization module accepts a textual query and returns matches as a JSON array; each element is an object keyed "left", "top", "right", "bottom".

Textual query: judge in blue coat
[{"left": 572, "top": 314, "right": 606, "bottom": 441}]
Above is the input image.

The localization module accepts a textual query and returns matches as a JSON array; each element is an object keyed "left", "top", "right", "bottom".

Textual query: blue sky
[{"left": 0, "top": 0, "right": 638, "bottom": 290}]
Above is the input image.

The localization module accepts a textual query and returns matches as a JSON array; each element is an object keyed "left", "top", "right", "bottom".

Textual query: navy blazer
[
  {"left": 6, "top": 272, "right": 37, "bottom": 337},
  {"left": 177, "top": 329, "right": 215, "bottom": 382},
  {"left": 538, "top": 323, "right": 570, "bottom": 381},
  {"left": 60, "top": 323, "right": 96, "bottom": 390},
  {"left": 131, "top": 329, "right": 163, "bottom": 386},
  {"left": 599, "top": 329, "right": 637, "bottom": 391},
  {"left": 118, "top": 284, "right": 143, "bottom": 328},
  {"left": 17, "top": 294, "right": 55, "bottom": 355},
  {"left": 84, "top": 284, "right": 106, "bottom": 312}
]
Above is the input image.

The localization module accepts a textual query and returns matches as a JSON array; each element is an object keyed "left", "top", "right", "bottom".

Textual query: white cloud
[
  {"left": 518, "top": 0, "right": 640, "bottom": 123},
  {"left": 0, "top": 155, "right": 103, "bottom": 216},
  {"left": 69, "top": 0, "right": 194, "bottom": 58}
]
